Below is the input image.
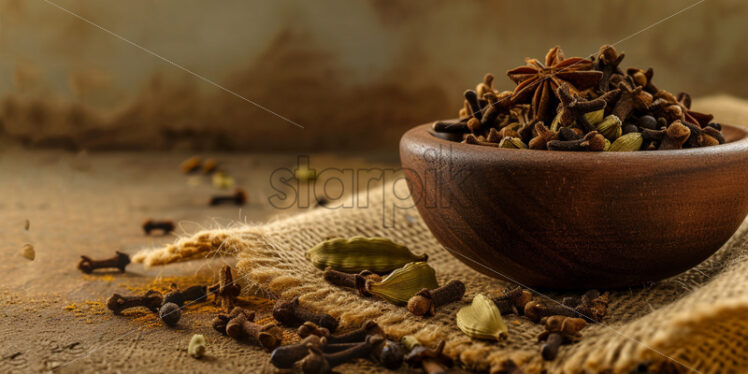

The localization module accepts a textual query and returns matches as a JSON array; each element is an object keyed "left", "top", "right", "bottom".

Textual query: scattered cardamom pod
[
  {"left": 367, "top": 262, "right": 438, "bottom": 305},
  {"left": 582, "top": 109, "right": 604, "bottom": 128},
  {"left": 295, "top": 166, "right": 317, "bottom": 181},
  {"left": 212, "top": 171, "right": 235, "bottom": 189},
  {"left": 498, "top": 137, "right": 526, "bottom": 149},
  {"left": 188, "top": 334, "right": 206, "bottom": 358},
  {"left": 306, "top": 237, "right": 428, "bottom": 274},
  {"left": 551, "top": 108, "right": 604, "bottom": 132},
  {"left": 596, "top": 115, "right": 622, "bottom": 140},
  {"left": 456, "top": 294, "right": 507, "bottom": 341},
  {"left": 608, "top": 132, "right": 644, "bottom": 152}
]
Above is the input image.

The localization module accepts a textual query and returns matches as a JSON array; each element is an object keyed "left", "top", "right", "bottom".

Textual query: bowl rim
[{"left": 404, "top": 122, "right": 748, "bottom": 161}]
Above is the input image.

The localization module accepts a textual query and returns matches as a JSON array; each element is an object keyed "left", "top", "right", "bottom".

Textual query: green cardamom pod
[
  {"left": 498, "top": 137, "right": 527, "bottom": 149},
  {"left": 609, "top": 132, "right": 644, "bottom": 152},
  {"left": 456, "top": 294, "right": 507, "bottom": 341},
  {"left": 550, "top": 111, "right": 562, "bottom": 132},
  {"left": 306, "top": 237, "right": 428, "bottom": 273},
  {"left": 366, "top": 262, "right": 438, "bottom": 305},
  {"left": 551, "top": 109, "right": 604, "bottom": 132},
  {"left": 603, "top": 138, "right": 611, "bottom": 151},
  {"left": 596, "top": 115, "right": 622, "bottom": 140},
  {"left": 503, "top": 122, "right": 521, "bottom": 131},
  {"left": 582, "top": 109, "right": 605, "bottom": 127}
]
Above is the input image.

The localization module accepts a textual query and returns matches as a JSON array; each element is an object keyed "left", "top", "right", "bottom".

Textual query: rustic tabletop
[{"left": 0, "top": 149, "right": 405, "bottom": 374}]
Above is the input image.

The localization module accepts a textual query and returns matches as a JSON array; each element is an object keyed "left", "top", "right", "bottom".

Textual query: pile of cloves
[
  {"left": 489, "top": 286, "right": 610, "bottom": 361},
  {"left": 432, "top": 45, "right": 724, "bottom": 152},
  {"left": 104, "top": 265, "right": 245, "bottom": 328},
  {"left": 269, "top": 320, "right": 407, "bottom": 373},
  {"left": 94, "top": 236, "right": 613, "bottom": 371},
  {"left": 105, "top": 282, "right": 210, "bottom": 327}
]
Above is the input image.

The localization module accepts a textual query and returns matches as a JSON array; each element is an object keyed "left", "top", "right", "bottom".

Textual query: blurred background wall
[{"left": 1, "top": 0, "right": 746, "bottom": 152}]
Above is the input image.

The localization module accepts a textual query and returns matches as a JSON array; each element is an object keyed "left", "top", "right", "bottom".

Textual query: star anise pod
[{"left": 507, "top": 46, "right": 603, "bottom": 124}]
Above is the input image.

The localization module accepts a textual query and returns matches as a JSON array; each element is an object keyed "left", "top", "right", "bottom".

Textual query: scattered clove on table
[
  {"left": 77, "top": 251, "right": 130, "bottom": 274},
  {"left": 208, "top": 265, "right": 241, "bottom": 313},
  {"left": 142, "top": 219, "right": 175, "bottom": 235},
  {"left": 106, "top": 290, "right": 163, "bottom": 314}
]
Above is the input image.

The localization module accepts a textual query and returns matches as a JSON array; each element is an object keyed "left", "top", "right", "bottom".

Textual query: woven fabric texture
[
  {"left": 133, "top": 96, "right": 748, "bottom": 373},
  {"left": 133, "top": 178, "right": 748, "bottom": 373}
]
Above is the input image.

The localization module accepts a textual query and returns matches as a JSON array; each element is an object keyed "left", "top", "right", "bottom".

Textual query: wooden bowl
[{"left": 400, "top": 123, "right": 748, "bottom": 289}]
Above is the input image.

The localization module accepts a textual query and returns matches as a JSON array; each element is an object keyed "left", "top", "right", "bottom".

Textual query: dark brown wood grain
[{"left": 400, "top": 123, "right": 748, "bottom": 289}]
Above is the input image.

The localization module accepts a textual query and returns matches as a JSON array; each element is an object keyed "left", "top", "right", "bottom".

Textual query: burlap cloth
[{"left": 133, "top": 97, "right": 748, "bottom": 374}]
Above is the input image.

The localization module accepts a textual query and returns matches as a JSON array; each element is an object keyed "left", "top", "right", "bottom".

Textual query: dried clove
[
  {"left": 270, "top": 335, "right": 326, "bottom": 369},
  {"left": 301, "top": 335, "right": 384, "bottom": 374},
  {"left": 142, "top": 219, "right": 175, "bottom": 235},
  {"left": 659, "top": 120, "right": 691, "bottom": 150},
  {"left": 541, "top": 332, "right": 563, "bottom": 361},
  {"left": 574, "top": 290, "right": 610, "bottom": 322},
  {"left": 407, "top": 280, "right": 466, "bottom": 316},
  {"left": 528, "top": 123, "right": 557, "bottom": 150},
  {"left": 209, "top": 188, "right": 247, "bottom": 206},
  {"left": 523, "top": 299, "right": 577, "bottom": 323},
  {"left": 538, "top": 315, "right": 587, "bottom": 361},
  {"left": 556, "top": 83, "right": 607, "bottom": 133},
  {"left": 227, "top": 307, "right": 282, "bottom": 350},
  {"left": 300, "top": 320, "right": 383, "bottom": 344},
  {"left": 273, "top": 296, "right": 339, "bottom": 332},
  {"left": 432, "top": 118, "right": 469, "bottom": 134},
  {"left": 78, "top": 251, "right": 130, "bottom": 274},
  {"left": 298, "top": 321, "right": 330, "bottom": 339},
  {"left": 464, "top": 90, "right": 483, "bottom": 121},
  {"left": 213, "top": 307, "right": 254, "bottom": 335},
  {"left": 163, "top": 283, "right": 208, "bottom": 307},
  {"left": 402, "top": 337, "right": 453, "bottom": 374},
  {"left": 491, "top": 286, "right": 533, "bottom": 315},
  {"left": 107, "top": 290, "right": 163, "bottom": 314},
  {"left": 370, "top": 338, "right": 405, "bottom": 370},
  {"left": 209, "top": 265, "right": 241, "bottom": 313},
  {"left": 547, "top": 131, "right": 606, "bottom": 152}
]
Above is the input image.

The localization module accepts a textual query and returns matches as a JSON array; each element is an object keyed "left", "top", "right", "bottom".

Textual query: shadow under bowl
[{"left": 400, "top": 123, "right": 748, "bottom": 289}]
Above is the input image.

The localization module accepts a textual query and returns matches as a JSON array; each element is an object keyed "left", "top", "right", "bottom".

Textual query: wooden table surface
[{"left": 0, "top": 149, "right": 405, "bottom": 373}]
